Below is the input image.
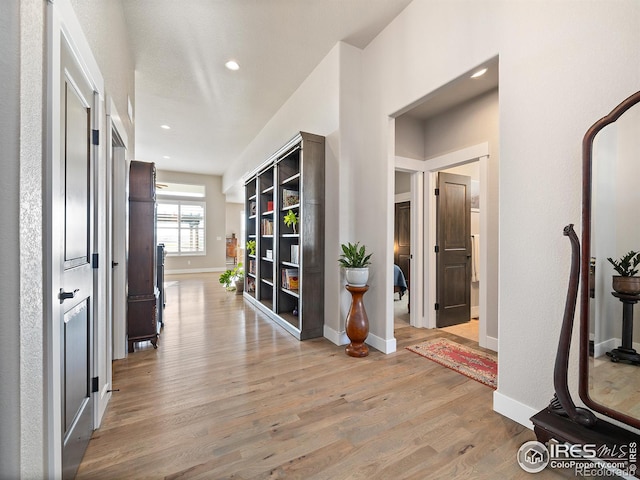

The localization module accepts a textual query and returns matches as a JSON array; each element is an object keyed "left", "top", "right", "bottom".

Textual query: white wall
[
  {"left": 156, "top": 170, "right": 227, "bottom": 273},
  {"left": 356, "top": 0, "right": 640, "bottom": 426},
  {"left": 226, "top": 203, "right": 243, "bottom": 240},
  {"left": 1, "top": 0, "right": 21, "bottom": 475}
]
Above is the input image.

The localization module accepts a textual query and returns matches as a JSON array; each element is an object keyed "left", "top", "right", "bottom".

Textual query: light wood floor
[{"left": 77, "top": 273, "right": 573, "bottom": 479}]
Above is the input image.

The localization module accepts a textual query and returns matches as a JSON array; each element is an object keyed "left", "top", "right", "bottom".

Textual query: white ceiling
[{"left": 122, "top": 0, "right": 414, "bottom": 177}]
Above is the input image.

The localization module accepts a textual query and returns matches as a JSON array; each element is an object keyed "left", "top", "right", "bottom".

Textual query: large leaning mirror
[{"left": 581, "top": 90, "right": 640, "bottom": 429}]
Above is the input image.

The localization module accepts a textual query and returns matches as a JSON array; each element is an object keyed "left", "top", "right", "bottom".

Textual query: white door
[{"left": 58, "top": 37, "right": 96, "bottom": 480}]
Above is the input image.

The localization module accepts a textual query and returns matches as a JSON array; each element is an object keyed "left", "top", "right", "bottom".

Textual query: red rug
[{"left": 406, "top": 338, "right": 497, "bottom": 389}]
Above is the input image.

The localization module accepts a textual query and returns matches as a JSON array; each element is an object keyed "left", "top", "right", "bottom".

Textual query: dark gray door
[
  {"left": 60, "top": 39, "right": 95, "bottom": 480},
  {"left": 436, "top": 172, "right": 471, "bottom": 328}
]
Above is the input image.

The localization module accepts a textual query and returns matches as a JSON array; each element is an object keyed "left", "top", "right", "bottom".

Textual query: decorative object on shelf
[
  {"left": 219, "top": 263, "right": 244, "bottom": 292},
  {"left": 246, "top": 239, "right": 256, "bottom": 256},
  {"left": 283, "top": 209, "right": 298, "bottom": 234},
  {"left": 607, "top": 251, "right": 640, "bottom": 295},
  {"left": 282, "top": 188, "right": 299, "bottom": 207},
  {"left": 338, "top": 241, "right": 372, "bottom": 287},
  {"left": 345, "top": 285, "right": 369, "bottom": 357}
]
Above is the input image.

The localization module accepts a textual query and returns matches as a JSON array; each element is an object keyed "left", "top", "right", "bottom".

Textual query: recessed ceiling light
[
  {"left": 225, "top": 60, "right": 240, "bottom": 71},
  {"left": 163, "top": 155, "right": 171, "bottom": 159},
  {"left": 471, "top": 68, "right": 487, "bottom": 79},
  {"left": 160, "top": 124, "right": 171, "bottom": 130}
]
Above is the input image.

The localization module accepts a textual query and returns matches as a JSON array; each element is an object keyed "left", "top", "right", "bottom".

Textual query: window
[{"left": 157, "top": 200, "right": 206, "bottom": 255}]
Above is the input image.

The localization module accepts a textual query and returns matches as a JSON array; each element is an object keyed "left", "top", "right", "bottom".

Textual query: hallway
[{"left": 77, "top": 273, "right": 569, "bottom": 479}]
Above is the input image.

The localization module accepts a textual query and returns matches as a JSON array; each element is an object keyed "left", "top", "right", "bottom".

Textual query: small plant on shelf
[
  {"left": 246, "top": 239, "right": 256, "bottom": 256},
  {"left": 283, "top": 210, "right": 298, "bottom": 233}
]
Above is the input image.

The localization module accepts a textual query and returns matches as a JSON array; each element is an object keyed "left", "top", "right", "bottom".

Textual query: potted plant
[
  {"left": 607, "top": 251, "right": 640, "bottom": 295},
  {"left": 338, "top": 242, "right": 372, "bottom": 286},
  {"left": 219, "top": 262, "right": 244, "bottom": 294},
  {"left": 283, "top": 210, "right": 298, "bottom": 233},
  {"left": 246, "top": 239, "right": 256, "bottom": 256}
]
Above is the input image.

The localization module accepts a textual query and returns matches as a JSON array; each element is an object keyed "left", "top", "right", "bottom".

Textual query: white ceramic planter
[{"left": 345, "top": 268, "right": 369, "bottom": 287}]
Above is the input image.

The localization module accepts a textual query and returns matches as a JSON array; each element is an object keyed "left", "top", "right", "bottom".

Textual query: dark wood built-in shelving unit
[{"left": 243, "top": 132, "right": 325, "bottom": 340}]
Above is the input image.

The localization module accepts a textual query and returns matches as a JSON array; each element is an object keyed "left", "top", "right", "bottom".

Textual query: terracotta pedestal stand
[{"left": 345, "top": 285, "right": 369, "bottom": 357}]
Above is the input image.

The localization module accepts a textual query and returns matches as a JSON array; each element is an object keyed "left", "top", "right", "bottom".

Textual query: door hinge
[
  {"left": 434, "top": 188, "right": 440, "bottom": 196},
  {"left": 92, "top": 129, "right": 99, "bottom": 145},
  {"left": 435, "top": 303, "right": 440, "bottom": 311},
  {"left": 92, "top": 253, "right": 99, "bottom": 268},
  {"left": 434, "top": 245, "right": 439, "bottom": 253},
  {"left": 91, "top": 376, "right": 99, "bottom": 393}
]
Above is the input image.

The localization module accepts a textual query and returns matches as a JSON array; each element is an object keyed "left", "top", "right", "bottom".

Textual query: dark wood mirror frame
[
  {"left": 530, "top": 92, "right": 640, "bottom": 468},
  {"left": 580, "top": 90, "right": 640, "bottom": 430}
]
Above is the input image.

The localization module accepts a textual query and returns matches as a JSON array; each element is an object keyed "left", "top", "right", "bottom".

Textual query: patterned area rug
[{"left": 406, "top": 338, "right": 497, "bottom": 389}]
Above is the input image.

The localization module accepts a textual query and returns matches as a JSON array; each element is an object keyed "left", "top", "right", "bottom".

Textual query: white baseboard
[
  {"left": 366, "top": 332, "right": 397, "bottom": 354},
  {"left": 166, "top": 267, "right": 225, "bottom": 275},
  {"left": 324, "top": 325, "right": 397, "bottom": 354},
  {"left": 594, "top": 338, "right": 618, "bottom": 358},
  {"left": 323, "top": 325, "right": 349, "bottom": 346},
  {"left": 485, "top": 335, "right": 498, "bottom": 352},
  {"left": 493, "top": 390, "right": 538, "bottom": 430}
]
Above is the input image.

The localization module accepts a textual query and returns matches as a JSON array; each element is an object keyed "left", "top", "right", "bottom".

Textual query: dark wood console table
[{"left": 607, "top": 292, "right": 640, "bottom": 365}]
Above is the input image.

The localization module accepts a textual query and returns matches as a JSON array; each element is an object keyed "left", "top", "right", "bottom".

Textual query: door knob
[{"left": 59, "top": 288, "right": 79, "bottom": 303}]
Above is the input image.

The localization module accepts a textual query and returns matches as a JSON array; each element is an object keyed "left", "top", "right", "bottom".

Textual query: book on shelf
[
  {"left": 261, "top": 219, "right": 273, "bottom": 235},
  {"left": 281, "top": 268, "right": 299, "bottom": 290},
  {"left": 267, "top": 200, "right": 274, "bottom": 211},
  {"left": 290, "top": 245, "right": 299, "bottom": 265},
  {"left": 249, "top": 201, "right": 256, "bottom": 215},
  {"left": 249, "top": 259, "right": 256, "bottom": 274},
  {"left": 282, "top": 189, "right": 299, "bottom": 208},
  {"left": 266, "top": 249, "right": 273, "bottom": 260}
]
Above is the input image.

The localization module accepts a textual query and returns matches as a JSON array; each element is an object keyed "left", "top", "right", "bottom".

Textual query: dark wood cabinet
[
  {"left": 127, "top": 160, "right": 159, "bottom": 352},
  {"left": 244, "top": 132, "right": 325, "bottom": 340}
]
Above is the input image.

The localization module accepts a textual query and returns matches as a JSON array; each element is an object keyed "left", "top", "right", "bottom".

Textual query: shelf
[
  {"left": 261, "top": 185, "right": 274, "bottom": 194},
  {"left": 248, "top": 234, "right": 256, "bottom": 238},
  {"left": 248, "top": 214, "right": 256, "bottom": 220},
  {"left": 281, "top": 261, "right": 299, "bottom": 268},
  {"left": 247, "top": 273, "right": 256, "bottom": 279},
  {"left": 261, "top": 234, "right": 274, "bottom": 239},
  {"left": 261, "top": 257, "right": 274, "bottom": 262},
  {"left": 281, "top": 288, "right": 299, "bottom": 298},
  {"left": 282, "top": 203, "right": 300, "bottom": 211},
  {"left": 262, "top": 210, "right": 274, "bottom": 216},
  {"left": 281, "top": 173, "right": 301, "bottom": 185},
  {"left": 281, "top": 233, "right": 299, "bottom": 238},
  {"left": 248, "top": 254, "right": 256, "bottom": 258},
  {"left": 261, "top": 279, "right": 274, "bottom": 287},
  {"left": 279, "top": 311, "right": 300, "bottom": 329},
  {"left": 248, "top": 194, "right": 256, "bottom": 201}
]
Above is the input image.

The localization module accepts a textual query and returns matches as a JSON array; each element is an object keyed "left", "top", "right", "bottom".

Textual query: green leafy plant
[
  {"left": 283, "top": 210, "right": 298, "bottom": 229},
  {"left": 246, "top": 240, "right": 256, "bottom": 256},
  {"left": 338, "top": 242, "right": 372, "bottom": 269},
  {"left": 219, "top": 263, "right": 244, "bottom": 290},
  {"left": 607, "top": 251, "right": 640, "bottom": 276}
]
